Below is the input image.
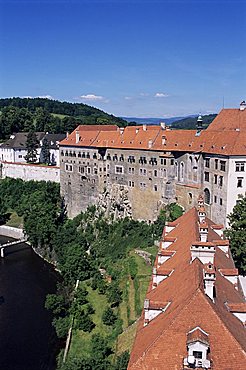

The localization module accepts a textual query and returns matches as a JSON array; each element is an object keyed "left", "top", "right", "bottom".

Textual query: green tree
[
  {"left": 102, "top": 307, "right": 117, "bottom": 326},
  {"left": 114, "top": 351, "right": 130, "bottom": 370},
  {"left": 107, "top": 283, "right": 122, "bottom": 307},
  {"left": 225, "top": 195, "right": 246, "bottom": 274},
  {"left": 24, "top": 130, "right": 39, "bottom": 163},
  {"left": 40, "top": 137, "right": 50, "bottom": 164}
]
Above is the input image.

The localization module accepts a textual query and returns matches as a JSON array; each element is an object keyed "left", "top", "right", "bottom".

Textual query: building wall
[
  {"left": 60, "top": 146, "right": 179, "bottom": 220},
  {"left": 226, "top": 156, "right": 246, "bottom": 220},
  {"left": 201, "top": 154, "right": 229, "bottom": 225},
  {"left": 0, "top": 162, "right": 60, "bottom": 183},
  {"left": 59, "top": 136, "right": 245, "bottom": 226}
]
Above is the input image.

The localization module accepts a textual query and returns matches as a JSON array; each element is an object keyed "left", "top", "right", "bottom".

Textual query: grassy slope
[{"left": 68, "top": 246, "right": 157, "bottom": 360}]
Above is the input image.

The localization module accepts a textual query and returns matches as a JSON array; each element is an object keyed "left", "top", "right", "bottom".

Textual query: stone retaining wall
[
  {"left": 0, "top": 162, "right": 60, "bottom": 183},
  {"left": 0, "top": 225, "right": 25, "bottom": 239}
]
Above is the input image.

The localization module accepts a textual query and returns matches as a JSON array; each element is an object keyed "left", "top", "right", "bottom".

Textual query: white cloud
[
  {"left": 140, "top": 92, "right": 149, "bottom": 97},
  {"left": 124, "top": 96, "right": 132, "bottom": 100},
  {"left": 154, "top": 92, "right": 169, "bottom": 98},
  {"left": 20, "top": 95, "right": 54, "bottom": 100},
  {"left": 80, "top": 94, "right": 104, "bottom": 101},
  {"left": 37, "top": 95, "right": 53, "bottom": 99}
]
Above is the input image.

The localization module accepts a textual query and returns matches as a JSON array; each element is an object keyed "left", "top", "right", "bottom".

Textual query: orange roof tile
[
  {"left": 227, "top": 303, "right": 246, "bottom": 313},
  {"left": 128, "top": 206, "right": 246, "bottom": 370},
  {"left": 220, "top": 268, "right": 238, "bottom": 276}
]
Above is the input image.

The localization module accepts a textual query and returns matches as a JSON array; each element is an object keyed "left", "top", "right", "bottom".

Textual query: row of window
[
  {"left": 204, "top": 172, "right": 224, "bottom": 186},
  {"left": 61, "top": 150, "right": 174, "bottom": 166},
  {"left": 128, "top": 181, "right": 158, "bottom": 191},
  {"left": 205, "top": 158, "right": 226, "bottom": 171}
]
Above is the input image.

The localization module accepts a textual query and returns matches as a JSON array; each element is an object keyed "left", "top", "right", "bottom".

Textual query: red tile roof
[
  {"left": 60, "top": 109, "right": 246, "bottom": 156},
  {"left": 128, "top": 206, "right": 246, "bottom": 370},
  {"left": 228, "top": 303, "right": 246, "bottom": 313}
]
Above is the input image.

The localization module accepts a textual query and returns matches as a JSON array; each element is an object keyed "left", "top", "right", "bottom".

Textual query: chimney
[
  {"left": 203, "top": 263, "right": 216, "bottom": 302},
  {"left": 239, "top": 100, "right": 246, "bottom": 111},
  {"left": 198, "top": 195, "right": 204, "bottom": 208},
  {"left": 120, "top": 127, "right": 124, "bottom": 134},
  {"left": 136, "top": 128, "right": 139, "bottom": 134},
  {"left": 199, "top": 221, "right": 208, "bottom": 242},
  {"left": 148, "top": 139, "right": 153, "bottom": 148},
  {"left": 75, "top": 130, "right": 80, "bottom": 144},
  {"left": 198, "top": 206, "right": 206, "bottom": 223},
  {"left": 143, "top": 124, "right": 147, "bottom": 131},
  {"left": 66, "top": 131, "right": 69, "bottom": 139},
  {"left": 162, "top": 135, "right": 166, "bottom": 145},
  {"left": 152, "top": 267, "right": 157, "bottom": 288}
]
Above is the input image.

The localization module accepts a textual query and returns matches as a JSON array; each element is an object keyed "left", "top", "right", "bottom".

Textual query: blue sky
[{"left": 0, "top": 0, "right": 245, "bottom": 118}]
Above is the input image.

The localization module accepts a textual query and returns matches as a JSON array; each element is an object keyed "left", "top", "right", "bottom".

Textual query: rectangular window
[
  {"left": 214, "top": 174, "right": 217, "bottom": 184},
  {"left": 193, "top": 351, "right": 202, "bottom": 359},
  {"left": 129, "top": 181, "right": 135, "bottom": 187},
  {"left": 205, "top": 158, "right": 210, "bottom": 168},
  {"left": 235, "top": 162, "right": 245, "bottom": 172},
  {"left": 215, "top": 159, "right": 218, "bottom": 169},
  {"left": 154, "top": 169, "right": 158, "bottom": 177},
  {"left": 237, "top": 177, "right": 243, "bottom": 188},
  {"left": 87, "top": 167, "right": 91, "bottom": 174},
  {"left": 204, "top": 172, "right": 209, "bottom": 182},
  {"left": 154, "top": 185, "right": 158, "bottom": 191},
  {"left": 171, "top": 159, "right": 174, "bottom": 165},
  {"left": 128, "top": 155, "right": 135, "bottom": 163},
  {"left": 160, "top": 158, "right": 167, "bottom": 165},
  {"left": 219, "top": 176, "right": 223, "bottom": 186},
  {"left": 115, "top": 166, "right": 123, "bottom": 174},
  {"left": 214, "top": 195, "right": 217, "bottom": 203},
  {"left": 128, "top": 167, "right": 135, "bottom": 174},
  {"left": 65, "top": 163, "right": 73, "bottom": 172},
  {"left": 220, "top": 160, "right": 226, "bottom": 171},
  {"left": 220, "top": 198, "right": 223, "bottom": 206}
]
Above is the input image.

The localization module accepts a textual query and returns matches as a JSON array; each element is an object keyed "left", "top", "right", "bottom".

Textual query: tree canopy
[
  {"left": 0, "top": 97, "right": 127, "bottom": 140},
  {"left": 225, "top": 195, "right": 246, "bottom": 274}
]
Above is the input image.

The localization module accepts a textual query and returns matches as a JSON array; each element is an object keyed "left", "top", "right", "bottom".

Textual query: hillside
[
  {"left": 171, "top": 113, "right": 217, "bottom": 130},
  {"left": 0, "top": 97, "right": 127, "bottom": 140},
  {"left": 122, "top": 115, "right": 196, "bottom": 125}
]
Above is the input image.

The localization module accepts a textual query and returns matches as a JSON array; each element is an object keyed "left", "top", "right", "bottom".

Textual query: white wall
[
  {"left": 227, "top": 156, "right": 246, "bottom": 223},
  {"left": 0, "top": 162, "right": 60, "bottom": 183}
]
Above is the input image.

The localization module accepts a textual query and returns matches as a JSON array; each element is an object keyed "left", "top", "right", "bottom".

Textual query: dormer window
[{"left": 183, "top": 327, "right": 211, "bottom": 369}]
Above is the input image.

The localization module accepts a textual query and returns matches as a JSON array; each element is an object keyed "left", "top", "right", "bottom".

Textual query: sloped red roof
[
  {"left": 128, "top": 206, "right": 246, "bottom": 370},
  {"left": 60, "top": 108, "right": 246, "bottom": 156}
]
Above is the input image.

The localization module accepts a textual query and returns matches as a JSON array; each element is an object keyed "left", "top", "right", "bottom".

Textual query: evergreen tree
[
  {"left": 225, "top": 195, "right": 246, "bottom": 274},
  {"left": 24, "top": 130, "right": 39, "bottom": 163},
  {"left": 40, "top": 137, "right": 50, "bottom": 164}
]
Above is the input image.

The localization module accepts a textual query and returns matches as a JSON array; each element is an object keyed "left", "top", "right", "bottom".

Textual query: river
[{"left": 0, "top": 235, "right": 60, "bottom": 370}]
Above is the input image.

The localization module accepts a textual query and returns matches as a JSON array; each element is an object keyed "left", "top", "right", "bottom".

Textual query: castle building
[
  {"left": 59, "top": 103, "right": 246, "bottom": 225},
  {"left": 128, "top": 197, "right": 246, "bottom": 370}
]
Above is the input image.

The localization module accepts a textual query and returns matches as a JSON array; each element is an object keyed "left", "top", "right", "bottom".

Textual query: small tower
[{"left": 197, "top": 114, "right": 203, "bottom": 130}]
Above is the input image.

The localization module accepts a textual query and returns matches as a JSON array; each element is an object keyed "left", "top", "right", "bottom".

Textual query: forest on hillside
[
  {"left": 0, "top": 97, "right": 128, "bottom": 140},
  {"left": 171, "top": 113, "right": 217, "bottom": 130}
]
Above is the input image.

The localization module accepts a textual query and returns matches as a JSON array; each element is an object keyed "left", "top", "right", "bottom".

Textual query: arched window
[
  {"left": 175, "top": 162, "right": 178, "bottom": 178},
  {"left": 180, "top": 162, "right": 184, "bottom": 181},
  {"left": 204, "top": 188, "right": 210, "bottom": 205},
  {"left": 188, "top": 192, "right": 192, "bottom": 204}
]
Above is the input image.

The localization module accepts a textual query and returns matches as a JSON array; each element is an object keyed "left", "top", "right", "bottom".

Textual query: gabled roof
[
  {"left": 1, "top": 132, "right": 45, "bottom": 149},
  {"left": 128, "top": 206, "right": 246, "bottom": 370}
]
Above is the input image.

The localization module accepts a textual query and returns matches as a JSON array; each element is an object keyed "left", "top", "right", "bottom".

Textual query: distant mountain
[
  {"left": 171, "top": 114, "right": 217, "bottom": 130},
  {"left": 122, "top": 115, "right": 197, "bottom": 125}
]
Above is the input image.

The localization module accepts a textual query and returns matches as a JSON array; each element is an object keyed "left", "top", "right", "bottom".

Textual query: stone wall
[
  {"left": 0, "top": 162, "right": 60, "bottom": 183},
  {"left": 0, "top": 225, "right": 25, "bottom": 239}
]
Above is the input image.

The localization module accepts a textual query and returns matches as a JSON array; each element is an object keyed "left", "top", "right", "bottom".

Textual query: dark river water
[{"left": 0, "top": 235, "right": 60, "bottom": 370}]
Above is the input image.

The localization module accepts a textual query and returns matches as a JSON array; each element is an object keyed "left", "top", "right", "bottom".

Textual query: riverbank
[{"left": 0, "top": 224, "right": 60, "bottom": 271}]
